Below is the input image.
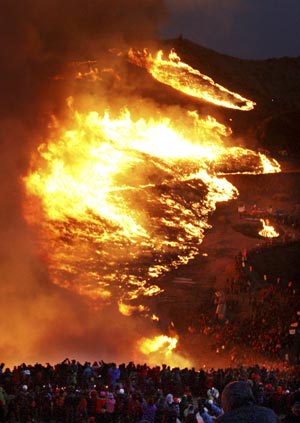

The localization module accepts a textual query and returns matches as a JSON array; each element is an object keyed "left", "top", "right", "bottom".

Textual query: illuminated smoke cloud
[
  {"left": 0, "top": 0, "right": 168, "bottom": 366},
  {"left": 0, "top": 0, "right": 281, "bottom": 368}
]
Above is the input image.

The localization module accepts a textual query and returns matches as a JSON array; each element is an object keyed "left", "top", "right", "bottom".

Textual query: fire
[
  {"left": 23, "top": 99, "right": 280, "bottom": 305},
  {"left": 151, "top": 314, "right": 160, "bottom": 321},
  {"left": 118, "top": 302, "right": 146, "bottom": 316},
  {"left": 128, "top": 49, "right": 256, "bottom": 110},
  {"left": 259, "top": 219, "right": 280, "bottom": 238},
  {"left": 137, "top": 335, "right": 192, "bottom": 367},
  {"left": 139, "top": 335, "right": 177, "bottom": 354},
  {"left": 259, "top": 152, "right": 281, "bottom": 173},
  {"left": 21, "top": 47, "right": 283, "bottom": 367}
]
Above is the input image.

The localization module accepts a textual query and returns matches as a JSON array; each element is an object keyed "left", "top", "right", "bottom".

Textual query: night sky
[{"left": 161, "top": 0, "right": 300, "bottom": 60}]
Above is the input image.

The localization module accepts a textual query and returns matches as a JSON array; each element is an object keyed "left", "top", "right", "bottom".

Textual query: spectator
[
  {"left": 140, "top": 397, "right": 157, "bottom": 423},
  {"left": 163, "top": 394, "right": 180, "bottom": 423},
  {"left": 216, "top": 380, "right": 279, "bottom": 422}
]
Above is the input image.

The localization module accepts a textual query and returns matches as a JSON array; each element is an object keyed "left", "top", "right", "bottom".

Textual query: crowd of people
[
  {"left": 0, "top": 359, "right": 300, "bottom": 422},
  {"left": 165, "top": 200, "right": 299, "bottom": 369},
  {"left": 216, "top": 240, "right": 299, "bottom": 364},
  {"left": 183, "top": 237, "right": 300, "bottom": 367}
]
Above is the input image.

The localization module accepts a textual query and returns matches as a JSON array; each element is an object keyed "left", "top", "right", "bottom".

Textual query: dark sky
[{"left": 161, "top": 0, "right": 300, "bottom": 59}]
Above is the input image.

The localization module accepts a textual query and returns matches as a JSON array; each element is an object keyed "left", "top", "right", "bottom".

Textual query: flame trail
[{"left": 128, "top": 49, "right": 256, "bottom": 110}]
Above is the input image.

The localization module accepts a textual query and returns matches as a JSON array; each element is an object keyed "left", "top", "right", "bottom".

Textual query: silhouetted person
[{"left": 216, "top": 380, "right": 279, "bottom": 423}]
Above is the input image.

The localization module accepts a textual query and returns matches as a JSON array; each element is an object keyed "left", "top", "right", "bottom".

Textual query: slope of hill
[{"left": 158, "top": 37, "right": 300, "bottom": 165}]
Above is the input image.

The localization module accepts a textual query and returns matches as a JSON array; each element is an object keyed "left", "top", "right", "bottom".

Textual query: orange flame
[
  {"left": 259, "top": 219, "right": 280, "bottom": 238},
  {"left": 128, "top": 49, "right": 256, "bottom": 111},
  {"left": 137, "top": 335, "right": 192, "bottom": 367},
  {"left": 139, "top": 335, "right": 177, "bottom": 354},
  {"left": 20, "top": 47, "right": 283, "bottom": 367},
  {"left": 23, "top": 98, "right": 280, "bottom": 304},
  {"left": 118, "top": 302, "right": 146, "bottom": 316}
]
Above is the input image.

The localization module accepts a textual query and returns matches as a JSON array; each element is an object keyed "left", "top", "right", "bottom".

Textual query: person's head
[
  {"left": 221, "top": 381, "right": 255, "bottom": 412},
  {"left": 90, "top": 389, "right": 98, "bottom": 399},
  {"left": 166, "top": 393, "right": 173, "bottom": 404}
]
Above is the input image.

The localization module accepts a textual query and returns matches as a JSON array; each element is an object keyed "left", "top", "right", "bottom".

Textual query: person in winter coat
[
  {"left": 216, "top": 380, "right": 279, "bottom": 423},
  {"left": 106, "top": 392, "right": 116, "bottom": 423},
  {"left": 197, "top": 403, "right": 213, "bottom": 423},
  {"left": 140, "top": 398, "right": 157, "bottom": 423},
  {"left": 163, "top": 394, "right": 180, "bottom": 423}
]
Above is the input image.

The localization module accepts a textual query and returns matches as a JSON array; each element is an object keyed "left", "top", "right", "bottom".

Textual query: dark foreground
[{"left": 0, "top": 359, "right": 300, "bottom": 422}]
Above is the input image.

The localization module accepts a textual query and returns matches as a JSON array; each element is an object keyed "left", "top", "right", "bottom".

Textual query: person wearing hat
[{"left": 216, "top": 380, "right": 279, "bottom": 422}]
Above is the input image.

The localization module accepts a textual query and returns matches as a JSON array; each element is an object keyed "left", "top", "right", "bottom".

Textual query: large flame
[
  {"left": 23, "top": 48, "right": 281, "bottom": 364},
  {"left": 139, "top": 334, "right": 178, "bottom": 354},
  {"left": 136, "top": 335, "right": 191, "bottom": 367},
  {"left": 24, "top": 101, "right": 280, "bottom": 304},
  {"left": 128, "top": 49, "right": 256, "bottom": 110}
]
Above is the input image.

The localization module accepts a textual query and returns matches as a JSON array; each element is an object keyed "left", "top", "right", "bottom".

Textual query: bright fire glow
[
  {"left": 128, "top": 49, "right": 256, "bottom": 111},
  {"left": 23, "top": 48, "right": 282, "bottom": 364},
  {"left": 24, "top": 101, "right": 280, "bottom": 304},
  {"left": 259, "top": 153, "right": 281, "bottom": 173},
  {"left": 259, "top": 219, "right": 280, "bottom": 238},
  {"left": 118, "top": 302, "right": 146, "bottom": 316},
  {"left": 136, "top": 334, "right": 192, "bottom": 367},
  {"left": 139, "top": 335, "right": 177, "bottom": 354}
]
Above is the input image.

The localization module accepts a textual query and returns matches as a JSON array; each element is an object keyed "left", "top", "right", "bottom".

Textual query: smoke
[
  {"left": 0, "top": 0, "right": 168, "bottom": 115},
  {"left": 0, "top": 0, "right": 169, "bottom": 367}
]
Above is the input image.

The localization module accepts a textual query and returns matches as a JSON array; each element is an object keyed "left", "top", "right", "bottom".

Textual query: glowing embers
[
  {"left": 259, "top": 219, "right": 280, "bottom": 238},
  {"left": 128, "top": 49, "right": 256, "bottom": 111}
]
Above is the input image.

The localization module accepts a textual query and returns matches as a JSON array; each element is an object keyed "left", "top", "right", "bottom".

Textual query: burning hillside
[
  {"left": 1, "top": 1, "right": 296, "bottom": 368},
  {"left": 23, "top": 60, "right": 280, "bottom": 306},
  {"left": 20, "top": 47, "right": 280, "bottom": 366},
  {"left": 161, "top": 38, "right": 300, "bottom": 162},
  {"left": 128, "top": 48, "right": 256, "bottom": 110}
]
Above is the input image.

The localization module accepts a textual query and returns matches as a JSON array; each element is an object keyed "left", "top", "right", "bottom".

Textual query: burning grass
[{"left": 20, "top": 46, "right": 283, "bottom": 366}]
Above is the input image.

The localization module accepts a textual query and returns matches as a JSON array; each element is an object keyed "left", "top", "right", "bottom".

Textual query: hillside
[{"left": 153, "top": 37, "right": 300, "bottom": 165}]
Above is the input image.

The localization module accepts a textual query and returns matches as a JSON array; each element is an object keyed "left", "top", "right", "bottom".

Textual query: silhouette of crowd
[{"left": 0, "top": 359, "right": 300, "bottom": 422}]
